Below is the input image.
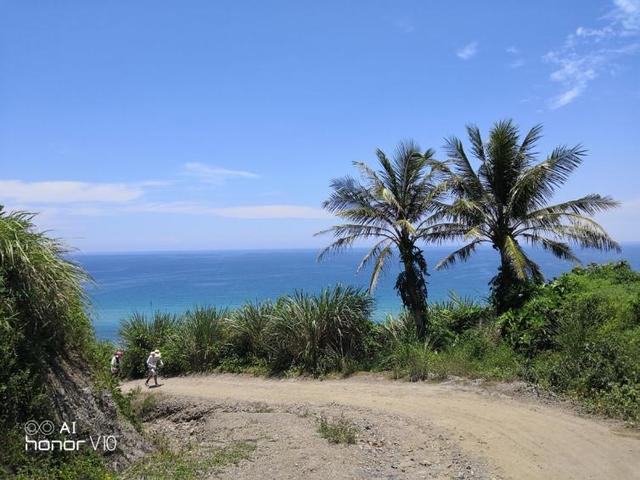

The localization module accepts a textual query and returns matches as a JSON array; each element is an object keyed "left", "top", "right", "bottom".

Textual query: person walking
[
  {"left": 110, "top": 350, "right": 123, "bottom": 376},
  {"left": 145, "top": 349, "right": 163, "bottom": 387}
]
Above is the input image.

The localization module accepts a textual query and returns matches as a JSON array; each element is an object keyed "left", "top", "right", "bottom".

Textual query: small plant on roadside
[{"left": 317, "top": 415, "right": 359, "bottom": 444}]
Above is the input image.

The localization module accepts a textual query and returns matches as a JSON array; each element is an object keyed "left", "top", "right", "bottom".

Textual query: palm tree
[
  {"left": 431, "top": 120, "right": 620, "bottom": 314},
  {"left": 316, "top": 141, "right": 443, "bottom": 338}
]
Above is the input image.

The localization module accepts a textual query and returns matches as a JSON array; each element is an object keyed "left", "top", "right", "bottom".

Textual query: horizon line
[{"left": 70, "top": 241, "right": 640, "bottom": 256}]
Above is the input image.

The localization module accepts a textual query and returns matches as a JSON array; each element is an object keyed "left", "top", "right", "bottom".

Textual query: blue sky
[{"left": 1, "top": 0, "right": 639, "bottom": 251}]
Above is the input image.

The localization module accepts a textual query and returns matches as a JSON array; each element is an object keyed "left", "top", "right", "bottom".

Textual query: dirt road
[{"left": 123, "top": 374, "right": 639, "bottom": 479}]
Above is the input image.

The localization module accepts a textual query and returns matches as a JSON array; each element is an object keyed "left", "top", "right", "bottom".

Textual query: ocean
[{"left": 74, "top": 244, "right": 640, "bottom": 340}]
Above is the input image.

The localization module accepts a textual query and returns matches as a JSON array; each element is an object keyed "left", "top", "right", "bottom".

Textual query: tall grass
[
  {"left": 169, "top": 307, "right": 231, "bottom": 373},
  {"left": 119, "top": 285, "right": 373, "bottom": 376},
  {"left": 119, "top": 312, "right": 179, "bottom": 378},
  {"left": 0, "top": 208, "right": 114, "bottom": 478},
  {"left": 231, "top": 301, "right": 276, "bottom": 361},
  {"left": 270, "top": 286, "right": 374, "bottom": 373}
]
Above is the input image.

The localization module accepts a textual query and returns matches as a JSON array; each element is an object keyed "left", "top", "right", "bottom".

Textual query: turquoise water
[{"left": 75, "top": 245, "right": 640, "bottom": 340}]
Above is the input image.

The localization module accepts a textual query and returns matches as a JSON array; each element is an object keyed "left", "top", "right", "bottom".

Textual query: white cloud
[
  {"left": 213, "top": 205, "right": 329, "bottom": 219},
  {"left": 506, "top": 46, "right": 520, "bottom": 55},
  {"left": 611, "top": 0, "right": 640, "bottom": 32},
  {"left": 125, "top": 202, "right": 329, "bottom": 219},
  {"left": 37, "top": 201, "right": 330, "bottom": 220},
  {"left": 183, "top": 162, "right": 259, "bottom": 183},
  {"left": 549, "top": 85, "right": 585, "bottom": 109},
  {"left": 456, "top": 41, "right": 478, "bottom": 60},
  {"left": 544, "top": 0, "right": 640, "bottom": 109},
  {"left": 0, "top": 180, "right": 145, "bottom": 204}
]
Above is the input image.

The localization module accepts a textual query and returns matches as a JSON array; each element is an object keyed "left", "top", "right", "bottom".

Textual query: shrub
[
  {"left": 119, "top": 312, "right": 179, "bottom": 378},
  {"left": 268, "top": 286, "right": 374, "bottom": 374},
  {"left": 428, "top": 295, "right": 494, "bottom": 350},
  {"left": 117, "top": 286, "right": 374, "bottom": 376},
  {"left": 428, "top": 328, "right": 521, "bottom": 381},
  {"left": 230, "top": 301, "right": 276, "bottom": 361},
  {"left": 317, "top": 415, "right": 358, "bottom": 444},
  {"left": 167, "top": 307, "right": 232, "bottom": 373},
  {"left": 386, "top": 341, "right": 430, "bottom": 381},
  {"left": 511, "top": 262, "right": 640, "bottom": 421}
]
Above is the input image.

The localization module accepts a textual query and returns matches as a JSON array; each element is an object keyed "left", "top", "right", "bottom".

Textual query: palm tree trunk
[
  {"left": 397, "top": 244, "right": 428, "bottom": 339},
  {"left": 492, "top": 249, "right": 518, "bottom": 315}
]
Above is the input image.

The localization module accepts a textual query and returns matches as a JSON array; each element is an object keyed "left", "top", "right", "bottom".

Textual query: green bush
[
  {"left": 119, "top": 312, "right": 179, "bottom": 378},
  {"left": 317, "top": 416, "right": 359, "bottom": 444},
  {"left": 118, "top": 285, "right": 374, "bottom": 376},
  {"left": 386, "top": 341, "right": 430, "bottom": 381},
  {"left": 509, "top": 262, "right": 640, "bottom": 421},
  {"left": 230, "top": 301, "right": 276, "bottom": 361},
  {"left": 428, "top": 295, "right": 494, "bottom": 350},
  {"left": 270, "top": 286, "right": 374, "bottom": 374},
  {"left": 428, "top": 328, "right": 521, "bottom": 381},
  {"left": 167, "top": 307, "right": 232, "bottom": 373},
  {"left": 113, "top": 262, "right": 640, "bottom": 422}
]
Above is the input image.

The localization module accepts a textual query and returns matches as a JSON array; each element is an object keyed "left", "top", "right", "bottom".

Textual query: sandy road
[{"left": 123, "top": 374, "right": 640, "bottom": 480}]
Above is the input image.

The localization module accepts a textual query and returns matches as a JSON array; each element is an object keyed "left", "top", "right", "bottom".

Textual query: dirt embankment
[{"left": 123, "top": 374, "right": 640, "bottom": 480}]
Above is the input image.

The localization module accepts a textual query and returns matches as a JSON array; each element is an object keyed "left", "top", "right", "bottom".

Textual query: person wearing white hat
[
  {"left": 110, "top": 350, "right": 123, "bottom": 376},
  {"left": 145, "top": 349, "right": 163, "bottom": 387}
]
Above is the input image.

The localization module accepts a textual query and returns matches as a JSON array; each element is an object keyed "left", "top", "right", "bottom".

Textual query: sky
[{"left": 1, "top": 0, "right": 639, "bottom": 252}]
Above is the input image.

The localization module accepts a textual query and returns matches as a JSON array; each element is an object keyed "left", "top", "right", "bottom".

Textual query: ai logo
[{"left": 24, "top": 420, "right": 117, "bottom": 452}]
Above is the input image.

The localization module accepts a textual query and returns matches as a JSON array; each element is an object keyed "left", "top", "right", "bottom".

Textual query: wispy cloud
[
  {"left": 456, "top": 41, "right": 478, "bottom": 60},
  {"left": 212, "top": 205, "right": 329, "bottom": 219},
  {"left": 544, "top": 0, "right": 640, "bottom": 109},
  {"left": 394, "top": 18, "right": 416, "bottom": 34},
  {"left": 37, "top": 202, "right": 330, "bottom": 220},
  {"left": 0, "top": 180, "right": 146, "bottom": 204},
  {"left": 0, "top": 158, "right": 328, "bottom": 222},
  {"left": 124, "top": 202, "right": 329, "bottom": 219},
  {"left": 506, "top": 45, "right": 526, "bottom": 68},
  {"left": 0, "top": 174, "right": 327, "bottom": 220},
  {"left": 183, "top": 162, "right": 259, "bottom": 183}
]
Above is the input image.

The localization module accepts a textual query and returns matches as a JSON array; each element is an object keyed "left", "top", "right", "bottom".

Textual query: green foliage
[
  {"left": 119, "top": 312, "right": 178, "bottom": 378},
  {"left": 386, "top": 341, "right": 430, "bottom": 381},
  {"left": 317, "top": 141, "right": 442, "bottom": 338},
  {"left": 428, "top": 329, "right": 522, "bottom": 381},
  {"left": 118, "top": 286, "right": 374, "bottom": 376},
  {"left": 317, "top": 416, "right": 359, "bottom": 444},
  {"left": 505, "top": 262, "right": 640, "bottom": 421},
  {"left": 123, "top": 440, "right": 255, "bottom": 480},
  {"left": 167, "top": 307, "right": 232, "bottom": 373},
  {"left": 0, "top": 210, "right": 97, "bottom": 431},
  {"left": 268, "top": 286, "right": 374, "bottom": 374},
  {"left": 433, "top": 120, "right": 619, "bottom": 314},
  {"left": 230, "top": 301, "right": 276, "bottom": 360},
  {"left": 427, "top": 295, "right": 494, "bottom": 350}
]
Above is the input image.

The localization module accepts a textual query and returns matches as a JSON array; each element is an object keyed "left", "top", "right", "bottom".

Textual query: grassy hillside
[{"left": 0, "top": 209, "right": 146, "bottom": 479}]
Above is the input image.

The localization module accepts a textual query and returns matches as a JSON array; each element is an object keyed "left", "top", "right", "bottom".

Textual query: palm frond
[
  {"left": 368, "top": 245, "right": 393, "bottom": 292},
  {"left": 521, "top": 234, "right": 580, "bottom": 263},
  {"left": 435, "top": 239, "right": 483, "bottom": 270}
]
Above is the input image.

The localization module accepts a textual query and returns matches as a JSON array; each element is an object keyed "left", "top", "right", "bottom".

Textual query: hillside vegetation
[
  {"left": 119, "top": 262, "right": 640, "bottom": 423},
  {"left": 0, "top": 209, "right": 146, "bottom": 479}
]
